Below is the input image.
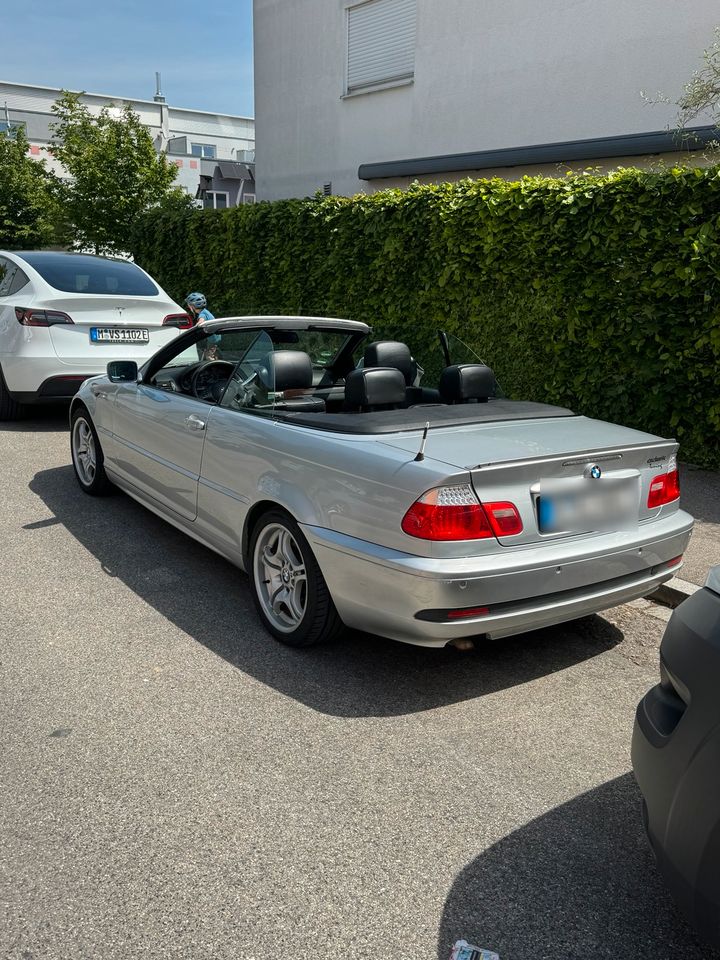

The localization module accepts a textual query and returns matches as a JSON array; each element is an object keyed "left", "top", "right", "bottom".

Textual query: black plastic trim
[{"left": 358, "top": 125, "right": 717, "bottom": 180}]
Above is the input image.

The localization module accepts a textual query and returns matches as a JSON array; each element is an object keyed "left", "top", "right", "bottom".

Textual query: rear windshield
[{"left": 19, "top": 253, "right": 159, "bottom": 296}]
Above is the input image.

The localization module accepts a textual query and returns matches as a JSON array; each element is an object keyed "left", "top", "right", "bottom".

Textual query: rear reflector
[
  {"left": 15, "top": 307, "right": 73, "bottom": 326},
  {"left": 667, "top": 555, "right": 683, "bottom": 567},
  {"left": 447, "top": 606, "right": 490, "bottom": 620},
  {"left": 162, "top": 313, "right": 193, "bottom": 329},
  {"left": 401, "top": 484, "right": 493, "bottom": 541},
  {"left": 648, "top": 469, "right": 680, "bottom": 508}
]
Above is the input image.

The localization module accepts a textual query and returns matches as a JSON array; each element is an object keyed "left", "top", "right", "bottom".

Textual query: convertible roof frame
[{"left": 207, "top": 315, "right": 371, "bottom": 335}]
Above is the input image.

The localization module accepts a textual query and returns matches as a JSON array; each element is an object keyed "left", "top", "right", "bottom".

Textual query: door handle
[{"left": 185, "top": 414, "right": 206, "bottom": 431}]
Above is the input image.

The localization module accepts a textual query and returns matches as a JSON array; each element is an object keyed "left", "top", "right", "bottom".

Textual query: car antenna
[{"left": 414, "top": 422, "right": 430, "bottom": 461}]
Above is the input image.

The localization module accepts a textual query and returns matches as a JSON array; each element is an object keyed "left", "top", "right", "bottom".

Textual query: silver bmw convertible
[{"left": 69, "top": 315, "right": 693, "bottom": 648}]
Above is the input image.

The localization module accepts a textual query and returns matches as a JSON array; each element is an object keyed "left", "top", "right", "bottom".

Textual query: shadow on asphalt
[
  {"left": 30, "top": 464, "right": 624, "bottom": 719},
  {"left": 0, "top": 407, "right": 69, "bottom": 432},
  {"left": 438, "top": 773, "right": 719, "bottom": 960}
]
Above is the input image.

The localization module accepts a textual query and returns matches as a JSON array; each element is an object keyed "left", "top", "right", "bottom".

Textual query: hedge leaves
[{"left": 132, "top": 167, "right": 720, "bottom": 467}]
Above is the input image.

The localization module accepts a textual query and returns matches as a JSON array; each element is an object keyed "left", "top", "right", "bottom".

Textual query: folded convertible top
[{"left": 279, "top": 398, "right": 576, "bottom": 434}]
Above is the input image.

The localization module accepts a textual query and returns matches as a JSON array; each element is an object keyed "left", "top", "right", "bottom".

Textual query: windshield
[{"left": 19, "top": 253, "right": 159, "bottom": 296}]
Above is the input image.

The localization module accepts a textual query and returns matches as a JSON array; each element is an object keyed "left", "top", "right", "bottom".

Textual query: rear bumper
[
  {"left": 305, "top": 510, "right": 694, "bottom": 646},
  {"left": 2, "top": 355, "right": 103, "bottom": 397},
  {"left": 9, "top": 375, "right": 94, "bottom": 403}
]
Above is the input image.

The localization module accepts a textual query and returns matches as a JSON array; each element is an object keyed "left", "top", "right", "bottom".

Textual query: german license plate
[
  {"left": 90, "top": 327, "right": 149, "bottom": 343},
  {"left": 538, "top": 476, "right": 638, "bottom": 534}
]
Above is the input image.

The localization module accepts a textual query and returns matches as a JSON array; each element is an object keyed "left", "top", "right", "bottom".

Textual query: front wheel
[
  {"left": 249, "top": 510, "right": 343, "bottom": 647},
  {"left": 70, "top": 408, "right": 113, "bottom": 495}
]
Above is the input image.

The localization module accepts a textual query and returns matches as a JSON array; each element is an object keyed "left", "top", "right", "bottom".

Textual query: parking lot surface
[{"left": 2, "top": 412, "right": 719, "bottom": 960}]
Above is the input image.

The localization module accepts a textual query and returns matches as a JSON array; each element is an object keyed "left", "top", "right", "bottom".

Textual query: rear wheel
[
  {"left": 70, "top": 408, "right": 113, "bottom": 495},
  {"left": 249, "top": 509, "right": 343, "bottom": 647},
  {"left": 0, "top": 366, "right": 23, "bottom": 421}
]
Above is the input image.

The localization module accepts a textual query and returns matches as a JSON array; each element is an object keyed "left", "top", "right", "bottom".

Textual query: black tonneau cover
[{"left": 279, "top": 399, "right": 576, "bottom": 434}]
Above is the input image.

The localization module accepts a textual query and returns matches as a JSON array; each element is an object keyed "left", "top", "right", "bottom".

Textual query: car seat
[
  {"left": 363, "top": 341, "right": 440, "bottom": 405},
  {"left": 344, "top": 367, "right": 406, "bottom": 412},
  {"left": 258, "top": 350, "right": 326, "bottom": 412},
  {"left": 439, "top": 364, "right": 496, "bottom": 404}
]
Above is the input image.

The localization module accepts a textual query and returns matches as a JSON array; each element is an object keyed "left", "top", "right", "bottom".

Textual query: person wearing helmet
[
  {"left": 185, "top": 292, "right": 220, "bottom": 360},
  {"left": 185, "top": 291, "right": 213, "bottom": 324}
]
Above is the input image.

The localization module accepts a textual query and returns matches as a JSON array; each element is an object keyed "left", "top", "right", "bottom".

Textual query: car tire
[
  {"left": 249, "top": 509, "right": 344, "bottom": 647},
  {"left": 0, "top": 366, "right": 23, "bottom": 421},
  {"left": 70, "top": 407, "right": 113, "bottom": 496}
]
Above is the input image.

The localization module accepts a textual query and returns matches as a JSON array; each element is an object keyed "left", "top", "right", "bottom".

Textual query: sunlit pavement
[{"left": 1, "top": 412, "right": 719, "bottom": 960}]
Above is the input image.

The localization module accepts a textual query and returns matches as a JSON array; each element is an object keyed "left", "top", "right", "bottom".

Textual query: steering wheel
[{"left": 190, "top": 360, "right": 235, "bottom": 401}]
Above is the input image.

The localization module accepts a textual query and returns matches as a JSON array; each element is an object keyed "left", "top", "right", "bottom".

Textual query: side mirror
[{"left": 107, "top": 360, "right": 139, "bottom": 383}]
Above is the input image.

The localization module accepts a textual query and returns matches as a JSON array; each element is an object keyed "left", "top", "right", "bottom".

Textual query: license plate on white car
[{"left": 90, "top": 327, "right": 149, "bottom": 343}]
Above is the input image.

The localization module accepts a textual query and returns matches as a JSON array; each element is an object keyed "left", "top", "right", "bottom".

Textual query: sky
[{"left": 2, "top": 0, "right": 255, "bottom": 117}]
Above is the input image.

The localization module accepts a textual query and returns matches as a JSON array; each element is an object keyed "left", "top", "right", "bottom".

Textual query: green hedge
[{"left": 132, "top": 167, "right": 720, "bottom": 468}]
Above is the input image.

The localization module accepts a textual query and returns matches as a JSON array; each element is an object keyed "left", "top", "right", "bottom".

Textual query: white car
[{"left": 0, "top": 250, "right": 191, "bottom": 420}]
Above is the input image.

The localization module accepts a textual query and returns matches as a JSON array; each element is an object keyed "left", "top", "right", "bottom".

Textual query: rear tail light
[
  {"left": 401, "top": 485, "right": 523, "bottom": 541},
  {"left": 647, "top": 469, "right": 680, "bottom": 508},
  {"left": 15, "top": 307, "right": 73, "bottom": 326},
  {"left": 162, "top": 313, "right": 193, "bottom": 329}
]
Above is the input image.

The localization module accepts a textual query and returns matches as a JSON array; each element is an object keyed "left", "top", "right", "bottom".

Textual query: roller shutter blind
[{"left": 347, "top": 0, "right": 416, "bottom": 93}]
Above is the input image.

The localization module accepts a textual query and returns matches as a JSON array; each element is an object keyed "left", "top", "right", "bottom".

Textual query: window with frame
[
  {"left": 346, "top": 0, "right": 416, "bottom": 94},
  {"left": 0, "top": 257, "right": 15, "bottom": 297},
  {"left": 8, "top": 266, "right": 29, "bottom": 295},
  {"left": 191, "top": 143, "right": 217, "bottom": 159},
  {"left": 203, "top": 191, "right": 229, "bottom": 210}
]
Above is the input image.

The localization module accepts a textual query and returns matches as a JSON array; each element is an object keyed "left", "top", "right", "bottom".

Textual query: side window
[
  {"left": 8, "top": 267, "right": 30, "bottom": 296},
  {"left": 0, "top": 258, "right": 16, "bottom": 297}
]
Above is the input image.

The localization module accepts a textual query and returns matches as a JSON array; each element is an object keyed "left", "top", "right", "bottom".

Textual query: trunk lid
[
  {"left": 41, "top": 296, "right": 183, "bottom": 359},
  {"left": 381, "top": 416, "right": 679, "bottom": 545}
]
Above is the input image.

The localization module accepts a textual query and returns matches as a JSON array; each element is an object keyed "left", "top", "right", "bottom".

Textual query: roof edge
[
  {"left": 358, "top": 125, "right": 717, "bottom": 180},
  {"left": 0, "top": 79, "right": 254, "bottom": 122}
]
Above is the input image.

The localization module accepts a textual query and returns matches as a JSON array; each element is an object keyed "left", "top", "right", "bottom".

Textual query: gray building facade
[
  {"left": 1, "top": 80, "right": 255, "bottom": 206},
  {"left": 253, "top": 0, "right": 718, "bottom": 200}
]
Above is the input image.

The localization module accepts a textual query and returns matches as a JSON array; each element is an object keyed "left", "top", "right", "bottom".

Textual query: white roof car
[{"left": 0, "top": 251, "right": 191, "bottom": 419}]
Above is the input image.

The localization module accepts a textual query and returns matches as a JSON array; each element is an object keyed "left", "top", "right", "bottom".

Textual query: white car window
[{"left": 0, "top": 257, "right": 16, "bottom": 297}]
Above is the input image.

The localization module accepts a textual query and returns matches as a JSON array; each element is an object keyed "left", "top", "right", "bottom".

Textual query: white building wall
[{"left": 254, "top": 0, "right": 719, "bottom": 200}]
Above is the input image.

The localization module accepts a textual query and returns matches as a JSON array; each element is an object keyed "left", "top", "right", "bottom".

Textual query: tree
[
  {"left": 50, "top": 92, "right": 186, "bottom": 255},
  {"left": 0, "top": 126, "right": 58, "bottom": 249},
  {"left": 674, "top": 27, "right": 720, "bottom": 133}
]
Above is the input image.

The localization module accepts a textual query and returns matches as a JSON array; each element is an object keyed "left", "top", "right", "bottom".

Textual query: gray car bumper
[{"left": 305, "top": 511, "right": 694, "bottom": 646}]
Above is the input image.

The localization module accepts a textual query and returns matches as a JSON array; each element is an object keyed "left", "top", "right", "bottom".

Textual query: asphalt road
[{"left": 1, "top": 411, "right": 719, "bottom": 960}]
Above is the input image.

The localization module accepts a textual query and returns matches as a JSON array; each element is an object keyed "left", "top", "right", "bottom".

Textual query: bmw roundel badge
[{"left": 585, "top": 463, "right": 602, "bottom": 480}]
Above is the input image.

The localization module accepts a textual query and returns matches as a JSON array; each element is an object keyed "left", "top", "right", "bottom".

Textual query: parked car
[
  {"left": 0, "top": 250, "right": 190, "bottom": 420},
  {"left": 632, "top": 565, "right": 720, "bottom": 949},
  {"left": 68, "top": 315, "right": 693, "bottom": 648}
]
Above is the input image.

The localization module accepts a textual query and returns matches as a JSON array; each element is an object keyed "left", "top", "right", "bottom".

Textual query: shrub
[{"left": 131, "top": 167, "right": 720, "bottom": 468}]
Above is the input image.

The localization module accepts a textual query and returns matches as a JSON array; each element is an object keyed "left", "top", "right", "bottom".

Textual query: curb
[{"left": 648, "top": 576, "right": 701, "bottom": 609}]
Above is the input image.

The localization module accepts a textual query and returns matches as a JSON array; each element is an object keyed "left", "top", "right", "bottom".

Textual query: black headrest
[
  {"left": 364, "top": 341, "right": 414, "bottom": 386},
  {"left": 439, "top": 364, "right": 495, "bottom": 403},
  {"left": 345, "top": 367, "right": 406, "bottom": 409},
  {"left": 258, "top": 350, "right": 313, "bottom": 391}
]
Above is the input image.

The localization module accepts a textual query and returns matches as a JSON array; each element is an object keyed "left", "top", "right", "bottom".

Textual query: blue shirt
[{"left": 196, "top": 307, "right": 220, "bottom": 345}]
